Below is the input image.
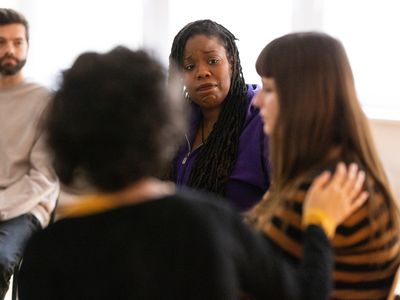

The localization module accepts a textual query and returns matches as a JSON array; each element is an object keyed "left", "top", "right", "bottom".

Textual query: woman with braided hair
[
  {"left": 18, "top": 46, "right": 368, "bottom": 300},
  {"left": 169, "top": 19, "right": 270, "bottom": 211}
]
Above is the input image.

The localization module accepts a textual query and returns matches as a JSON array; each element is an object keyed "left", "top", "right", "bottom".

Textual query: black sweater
[{"left": 19, "top": 189, "right": 333, "bottom": 300}]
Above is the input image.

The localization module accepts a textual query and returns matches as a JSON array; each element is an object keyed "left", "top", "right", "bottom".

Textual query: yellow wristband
[{"left": 302, "top": 209, "right": 336, "bottom": 239}]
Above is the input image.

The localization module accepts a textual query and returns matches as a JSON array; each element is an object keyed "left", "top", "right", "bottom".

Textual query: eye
[
  {"left": 184, "top": 64, "right": 194, "bottom": 71},
  {"left": 208, "top": 58, "right": 220, "bottom": 65},
  {"left": 263, "top": 87, "right": 273, "bottom": 94},
  {"left": 12, "top": 39, "right": 25, "bottom": 47}
]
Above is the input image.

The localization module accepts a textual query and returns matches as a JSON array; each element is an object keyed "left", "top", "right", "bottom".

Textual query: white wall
[
  {"left": 3, "top": 0, "right": 144, "bottom": 88},
  {"left": 3, "top": 0, "right": 400, "bottom": 120},
  {"left": 2, "top": 0, "right": 399, "bottom": 201},
  {"left": 369, "top": 119, "right": 400, "bottom": 199}
]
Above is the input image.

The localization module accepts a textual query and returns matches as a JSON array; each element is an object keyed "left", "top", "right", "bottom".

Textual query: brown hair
[
  {"left": 251, "top": 32, "right": 399, "bottom": 229},
  {"left": 0, "top": 8, "right": 29, "bottom": 42}
]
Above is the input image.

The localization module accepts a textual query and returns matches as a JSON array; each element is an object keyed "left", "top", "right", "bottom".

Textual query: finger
[
  {"left": 340, "top": 191, "right": 368, "bottom": 221},
  {"left": 352, "top": 170, "right": 366, "bottom": 197},
  {"left": 342, "top": 163, "right": 358, "bottom": 193},
  {"left": 331, "top": 162, "right": 347, "bottom": 187},
  {"left": 350, "top": 191, "right": 369, "bottom": 211},
  {"left": 310, "top": 171, "right": 331, "bottom": 191},
  {"left": 346, "top": 170, "right": 366, "bottom": 201}
]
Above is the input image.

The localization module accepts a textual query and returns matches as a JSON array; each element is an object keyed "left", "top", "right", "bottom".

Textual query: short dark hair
[
  {"left": 0, "top": 8, "right": 29, "bottom": 42},
  {"left": 47, "top": 47, "right": 186, "bottom": 192}
]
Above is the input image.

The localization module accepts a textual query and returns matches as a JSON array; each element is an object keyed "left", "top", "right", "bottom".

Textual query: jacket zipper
[
  {"left": 182, "top": 134, "right": 191, "bottom": 165},
  {"left": 181, "top": 134, "right": 204, "bottom": 165}
]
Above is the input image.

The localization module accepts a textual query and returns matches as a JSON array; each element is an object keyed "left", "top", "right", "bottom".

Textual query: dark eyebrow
[
  {"left": 203, "top": 49, "right": 219, "bottom": 54},
  {"left": 0, "top": 37, "right": 24, "bottom": 42},
  {"left": 184, "top": 49, "right": 220, "bottom": 61}
]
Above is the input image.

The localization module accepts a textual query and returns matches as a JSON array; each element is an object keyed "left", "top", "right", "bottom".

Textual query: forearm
[
  {"left": 299, "top": 225, "right": 334, "bottom": 300},
  {"left": 0, "top": 171, "right": 59, "bottom": 220},
  {"left": 0, "top": 133, "right": 59, "bottom": 221}
]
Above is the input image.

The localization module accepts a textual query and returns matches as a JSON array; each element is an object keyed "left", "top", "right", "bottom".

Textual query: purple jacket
[{"left": 174, "top": 84, "right": 270, "bottom": 211}]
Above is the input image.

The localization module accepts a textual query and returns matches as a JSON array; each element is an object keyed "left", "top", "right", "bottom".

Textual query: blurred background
[{"left": 2, "top": 0, "right": 400, "bottom": 196}]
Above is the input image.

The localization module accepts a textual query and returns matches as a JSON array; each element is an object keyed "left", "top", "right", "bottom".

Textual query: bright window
[
  {"left": 323, "top": 0, "right": 400, "bottom": 120},
  {"left": 168, "top": 0, "right": 293, "bottom": 84},
  {"left": 3, "top": 0, "right": 400, "bottom": 120},
  {"left": 4, "top": 0, "right": 143, "bottom": 88}
]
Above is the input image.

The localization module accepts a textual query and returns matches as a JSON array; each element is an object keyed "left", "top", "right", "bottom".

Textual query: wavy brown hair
[{"left": 249, "top": 32, "right": 400, "bottom": 230}]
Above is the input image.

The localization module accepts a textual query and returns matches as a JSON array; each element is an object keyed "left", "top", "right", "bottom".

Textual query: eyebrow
[
  {"left": 203, "top": 49, "right": 218, "bottom": 54},
  {"left": 0, "top": 36, "right": 25, "bottom": 41},
  {"left": 184, "top": 49, "right": 220, "bottom": 61}
]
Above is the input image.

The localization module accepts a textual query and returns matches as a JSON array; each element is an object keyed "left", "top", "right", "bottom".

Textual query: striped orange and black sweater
[{"left": 254, "top": 182, "right": 400, "bottom": 300}]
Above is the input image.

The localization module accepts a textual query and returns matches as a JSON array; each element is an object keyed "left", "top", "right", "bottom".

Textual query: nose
[
  {"left": 3, "top": 42, "right": 16, "bottom": 56},
  {"left": 196, "top": 63, "right": 211, "bottom": 79}
]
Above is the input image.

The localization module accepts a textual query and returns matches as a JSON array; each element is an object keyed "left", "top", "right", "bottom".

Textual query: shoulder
[
  {"left": 246, "top": 84, "right": 261, "bottom": 98},
  {"left": 245, "top": 84, "right": 260, "bottom": 109},
  {"left": 3, "top": 80, "right": 52, "bottom": 113},
  {"left": 239, "top": 84, "right": 263, "bottom": 127},
  {"left": 21, "top": 80, "right": 52, "bottom": 102},
  {"left": 1, "top": 80, "right": 49, "bottom": 97},
  {"left": 22, "top": 81, "right": 53, "bottom": 118},
  {"left": 170, "top": 187, "right": 237, "bottom": 217},
  {"left": 164, "top": 188, "right": 248, "bottom": 233},
  {"left": 298, "top": 163, "right": 339, "bottom": 191}
]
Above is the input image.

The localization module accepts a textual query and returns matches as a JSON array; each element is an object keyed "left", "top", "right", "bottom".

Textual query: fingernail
[{"left": 337, "top": 162, "right": 346, "bottom": 172}]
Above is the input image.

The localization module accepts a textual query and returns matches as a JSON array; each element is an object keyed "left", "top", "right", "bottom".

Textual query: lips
[
  {"left": 0, "top": 57, "right": 17, "bottom": 65},
  {"left": 196, "top": 83, "right": 217, "bottom": 92}
]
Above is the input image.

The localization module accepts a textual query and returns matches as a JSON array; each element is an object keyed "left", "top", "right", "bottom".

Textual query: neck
[
  {"left": 200, "top": 106, "right": 221, "bottom": 126},
  {"left": 59, "top": 178, "right": 176, "bottom": 219},
  {"left": 111, "top": 177, "right": 175, "bottom": 204},
  {"left": 0, "top": 72, "right": 24, "bottom": 89},
  {"left": 200, "top": 108, "right": 220, "bottom": 142}
]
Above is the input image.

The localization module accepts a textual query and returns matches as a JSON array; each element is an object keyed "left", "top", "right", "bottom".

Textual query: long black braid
[{"left": 169, "top": 19, "right": 248, "bottom": 196}]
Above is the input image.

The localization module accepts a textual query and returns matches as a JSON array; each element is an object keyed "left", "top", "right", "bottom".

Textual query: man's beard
[{"left": 0, "top": 55, "right": 27, "bottom": 76}]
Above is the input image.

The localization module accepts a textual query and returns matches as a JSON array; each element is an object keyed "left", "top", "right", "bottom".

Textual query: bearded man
[{"left": 0, "top": 8, "right": 58, "bottom": 299}]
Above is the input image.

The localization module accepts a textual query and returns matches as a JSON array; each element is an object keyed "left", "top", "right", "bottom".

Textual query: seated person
[
  {"left": 248, "top": 32, "right": 400, "bottom": 299},
  {"left": 0, "top": 8, "right": 58, "bottom": 299},
  {"left": 168, "top": 19, "right": 270, "bottom": 211},
  {"left": 18, "top": 47, "right": 367, "bottom": 300}
]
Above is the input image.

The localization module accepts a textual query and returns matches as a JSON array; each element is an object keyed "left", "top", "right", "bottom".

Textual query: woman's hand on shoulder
[{"left": 302, "top": 162, "right": 369, "bottom": 238}]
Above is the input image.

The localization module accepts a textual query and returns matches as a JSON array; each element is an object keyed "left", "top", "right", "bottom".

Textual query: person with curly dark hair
[
  {"left": 17, "top": 46, "right": 367, "bottom": 300},
  {"left": 169, "top": 19, "right": 270, "bottom": 211}
]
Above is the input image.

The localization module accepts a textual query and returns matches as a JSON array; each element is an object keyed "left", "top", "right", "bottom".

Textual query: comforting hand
[{"left": 303, "top": 162, "right": 369, "bottom": 238}]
